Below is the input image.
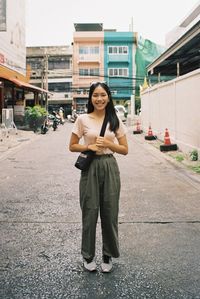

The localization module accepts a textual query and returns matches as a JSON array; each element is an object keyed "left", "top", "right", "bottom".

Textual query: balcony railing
[
  {"left": 78, "top": 54, "right": 100, "bottom": 63},
  {"left": 107, "top": 54, "right": 129, "bottom": 62}
]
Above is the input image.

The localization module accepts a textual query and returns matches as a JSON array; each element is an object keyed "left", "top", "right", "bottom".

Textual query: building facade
[
  {"left": 72, "top": 23, "right": 104, "bottom": 113},
  {"left": 104, "top": 31, "right": 135, "bottom": 106},
  {"left": 72, "top": 23, "right": 136, "bottom": 113},
  {"left": 26, "top": 46, "right": 73, "bottom": 117},
  {"left": 0, "top": 0, "right": 48, "bottom": 124},
  {"left": 0, "top": 0, "right": 26, "bottom": 75}
]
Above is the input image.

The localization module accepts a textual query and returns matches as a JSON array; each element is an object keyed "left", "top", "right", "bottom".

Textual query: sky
[{"left": 26, "top": 0, "right": 199, "bottom": 47}]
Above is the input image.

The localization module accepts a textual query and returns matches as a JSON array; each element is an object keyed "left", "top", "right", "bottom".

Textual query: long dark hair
[{"left": 87, "top": 82, "right": 119, "bottom": 132}]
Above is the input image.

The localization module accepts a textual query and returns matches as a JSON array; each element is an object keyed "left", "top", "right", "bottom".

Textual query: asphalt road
[{"left": 0, "top": 122, "right": 200, "bottom": 299}]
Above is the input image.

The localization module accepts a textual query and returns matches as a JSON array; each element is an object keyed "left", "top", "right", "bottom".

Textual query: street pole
[
  {"left": 44, "top": 53, "right": 48, "bottom": 111},
  {"left": 41, "top": 50, "right": 49, "bottom": 111}
]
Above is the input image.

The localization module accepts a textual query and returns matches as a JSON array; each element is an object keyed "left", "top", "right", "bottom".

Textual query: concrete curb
[{"left": 129, "top": 129, "right": 200, "bottom": 190}]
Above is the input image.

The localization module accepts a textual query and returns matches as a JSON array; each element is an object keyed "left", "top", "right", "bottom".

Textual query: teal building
[{"left": 104, "top": 32, "right": 135, "bottom": 106}]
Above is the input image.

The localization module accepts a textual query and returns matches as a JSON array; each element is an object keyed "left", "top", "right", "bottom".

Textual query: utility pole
[
  {"left": 41, "top": 49, "right": 49, "bottom": 110},
  {"left": 129, "top": 16, "right": 134, "bottom": 32},
  {"left": 44, "top": 53, "right": 49, "bottom": 111},
  {"left": 44, "top": 53, "right": 48, "bottom": 91},
  {"left": 127, "top": 16, "right": 135, "bottom": 126}
]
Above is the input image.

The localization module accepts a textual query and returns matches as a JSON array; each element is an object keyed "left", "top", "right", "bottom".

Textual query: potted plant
[
  {"left": 190, "top": 149, "right": 198, "bottom": 161},
  {"left": 25, "top": 105, "right": 48, "bottom": 132}
]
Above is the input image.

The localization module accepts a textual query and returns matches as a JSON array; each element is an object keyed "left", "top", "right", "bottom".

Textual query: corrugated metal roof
[
  {"left": 74, "top": 23, "right": 103, "bottom": 31},
  {"left": 147, "top": 20, "right": 200, "bottom": 76}
]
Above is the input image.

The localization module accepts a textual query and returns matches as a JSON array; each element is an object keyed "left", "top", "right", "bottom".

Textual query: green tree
[{"left": 25, "top": 105, "right": 47, "bottom": 132}]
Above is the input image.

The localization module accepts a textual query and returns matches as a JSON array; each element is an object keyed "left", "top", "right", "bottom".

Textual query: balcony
[
  {"left": 78, "top": 54, "right": 100, "bottom": 63},
  {"left": 107, "top": 54, "right": 129, "bottom": 62}
]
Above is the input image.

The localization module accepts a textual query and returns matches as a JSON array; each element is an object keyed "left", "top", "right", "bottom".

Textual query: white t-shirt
[{"left": 72, "top": 113, "right": 127, "bottom": 155}]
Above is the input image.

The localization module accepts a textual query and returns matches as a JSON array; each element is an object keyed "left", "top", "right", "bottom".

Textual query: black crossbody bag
[{"left": 74, "top": 115, "right": 108, "bottom": 171}]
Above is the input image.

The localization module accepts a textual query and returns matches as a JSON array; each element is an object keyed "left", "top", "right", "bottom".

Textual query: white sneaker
[
  {"left": 83, "top": 258, "right": 97, "bottom": 272},
  {"left": 101, "top": 255, "right": 113, "bottom": 273}
]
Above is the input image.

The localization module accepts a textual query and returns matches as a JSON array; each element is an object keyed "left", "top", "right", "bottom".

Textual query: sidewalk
[{"left": 0, "top": 128, "right": 39, "bottom": 161}]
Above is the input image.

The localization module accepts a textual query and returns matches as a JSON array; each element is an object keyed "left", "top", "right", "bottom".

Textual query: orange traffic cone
[
  {"left": 160, "top": 128, "right": 177, "bottom": 152},
  {"left": 133, "top": 120, "right": 143, "bottom": 134},
  {"left": 164, "top": 128, "right": 171, "bottom": 145},
  {"left": 145, "top": 125, "right": 157, "bottom": 140}
]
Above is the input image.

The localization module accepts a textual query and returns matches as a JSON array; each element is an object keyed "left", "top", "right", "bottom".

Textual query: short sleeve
[
  {"left": 72, "top": 116, "right": 84, "bottom": 138},
  {"left": 115, "top": 118, "right": 128, "bottom": 139}
]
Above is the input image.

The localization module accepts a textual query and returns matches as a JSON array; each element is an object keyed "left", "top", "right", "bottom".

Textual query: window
[
  {"left": 108, "top": 46, "right": 128, "bottom": 55},
  {"left": 79, "top": 69, "right": 89, "bottom": 76},
  {"left": 77, "top": 89, "right": 88, "bottom": 95},
  {"left": 79, "top": 68, "right": 99, "bottom": 76},
  {"left": 90, "top": 68, "right": 99, "bottom": 76},
  {"left": 79, "top": 47, "right": 89, "bottom": 54},
  {"left": 48, "top": 57, "right": 70, "bottom": 70},
  {"left": 27, "top": 58, "right": 43, "bottom": 70},
  {"left": 79, "top": 46, "right": 99, "bottom": 55},
  {"left": 90, "top": 46, "right": 99, "bottom": 54},
  {"left": 48, "top": 82, "right": 71, "bottom": 92},
  {"left": 108, "top": 68, "right": 128, "bottom": 77}
]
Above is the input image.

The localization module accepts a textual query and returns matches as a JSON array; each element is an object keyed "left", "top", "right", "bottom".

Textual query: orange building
[{"left": 72, "top": 23, "right": 104, "bottom": 113}]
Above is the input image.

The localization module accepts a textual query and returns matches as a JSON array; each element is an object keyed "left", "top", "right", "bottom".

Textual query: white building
[
  {"left": 0, "top": 0, "right": 48, "bottom": 124},
  {"left": 26, "top": 46, "right": 73, "bottom": 116},
  {"left": 165, "top": 1, "right": 200, "bottom": 47},
  {"left": 141, "top": 2, "right": 200, "bottom": 155},
  {"left": 0, "top": 0, "right": 26, "bottom": 75}
]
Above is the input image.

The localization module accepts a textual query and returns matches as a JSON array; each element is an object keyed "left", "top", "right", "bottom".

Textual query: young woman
[{"left": 69, "top": 82, "right": 128, "bottom": 273}]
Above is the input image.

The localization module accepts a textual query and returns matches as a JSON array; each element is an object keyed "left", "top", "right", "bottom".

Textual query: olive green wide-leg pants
[{"left": 79, "top": 155, "right": 121, "bottom": 261}]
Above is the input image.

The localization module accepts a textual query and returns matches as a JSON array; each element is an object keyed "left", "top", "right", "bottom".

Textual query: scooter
[
  {"left": 41, "top": 119, "right": 49, "bottom": 134},
  {"left": 52, "top": 114, "right": 60, "bottom": 131},
  {"left": 70, "top": 110, "right": 78, "bottom": 123}
]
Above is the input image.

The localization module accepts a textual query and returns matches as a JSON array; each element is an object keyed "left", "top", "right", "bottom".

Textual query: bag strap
[{"left": 99, "top": 114, "right": 108, "bottom": 137}]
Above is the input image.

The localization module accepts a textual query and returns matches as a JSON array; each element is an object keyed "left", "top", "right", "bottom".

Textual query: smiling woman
[
  {"left": 91, "top": 85, "right": 109, "bottom": 111},
  {"left": 69, "top": 82, "right": 128, "bottom": 273}
]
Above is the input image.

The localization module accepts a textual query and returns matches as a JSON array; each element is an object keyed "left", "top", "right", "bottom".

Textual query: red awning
[
  {"left": 11, "top": 78, "right": 49, "bottom": 93},
  {"left": 0, "top": 64, "right": 49, "bottom": 93}
]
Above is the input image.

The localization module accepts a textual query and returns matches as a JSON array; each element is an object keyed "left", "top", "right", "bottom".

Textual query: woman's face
[{"left": 91, "top": 85, "right": 109, "bottom": 112}]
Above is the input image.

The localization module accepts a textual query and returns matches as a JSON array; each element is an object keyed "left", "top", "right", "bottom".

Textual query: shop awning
[
  {"left": 11, "top": 78, "right": 49, "bottom": 93},
  {"left": 0, "top": 64, "right": 49, "bottom": 93}
]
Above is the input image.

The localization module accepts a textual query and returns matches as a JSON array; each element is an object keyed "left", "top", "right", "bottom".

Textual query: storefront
[{"left": 0, "top": 65, "right": 49, "bottom": 124}]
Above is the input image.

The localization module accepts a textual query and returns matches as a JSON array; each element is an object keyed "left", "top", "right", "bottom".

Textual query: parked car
[{"left": 114, "top": 105, "right": 127, "bottom": 123}]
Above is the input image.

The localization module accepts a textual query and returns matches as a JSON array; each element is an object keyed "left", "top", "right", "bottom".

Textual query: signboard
[
  {"left": 0, "top": 0, "right": 6, "bottom": 31},
  {"left": 0, "top": 0, "right": 26, "bottom": 75}
]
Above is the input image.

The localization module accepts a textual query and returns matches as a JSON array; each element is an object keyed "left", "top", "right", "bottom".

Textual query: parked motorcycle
[
  {"left": 59, "top": 107, "right": 65, "bottom": 125},
  {"left": 47, "top": 112, "right": 60, "bottom": 131},
  {"left": 70, "top": 109, "right": 78, "bottom": 123},
  {"left": 52, "top": 115, "right": 60, "bottom": 131},
  {"left": 41, "top": 119, "right": 49, "bottom": 134}
]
